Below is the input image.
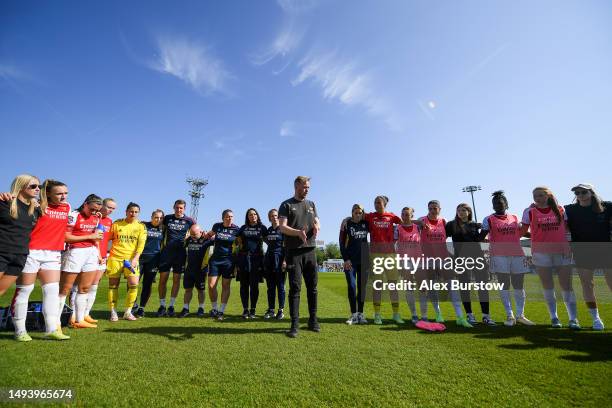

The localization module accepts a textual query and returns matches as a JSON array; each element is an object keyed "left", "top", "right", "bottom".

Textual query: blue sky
[{"left": 1, "top": 0, "right": 611, "bottom": 244}]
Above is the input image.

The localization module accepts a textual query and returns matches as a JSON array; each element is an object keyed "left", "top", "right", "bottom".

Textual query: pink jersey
[
  {"left": 29, "top": 202, "right": 71, "bottom": 251},
  {"left": 484, "top": 214, "right": 524, "bottom": 256},
  {"left": 396, "top": 224, "right": 422, "bottom": 257},
  {"left": 419, "top": 217, "right": 448, "bottom": 258},
  {"left": 66, "top": 211, "right": 100, "bottom": 249},
  {"left": 98, "top": 216, "right": 113, "bottom": 258},
  {"left": 526, "top": 206, "right": 569, "bottom": 254}
]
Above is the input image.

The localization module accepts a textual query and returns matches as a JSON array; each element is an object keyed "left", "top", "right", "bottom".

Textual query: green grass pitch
[{"left": 0, "top": 273, "right": 610, "bottom": 407}]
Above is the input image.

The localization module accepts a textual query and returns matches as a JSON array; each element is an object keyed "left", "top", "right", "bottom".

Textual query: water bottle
[{"left": 123, "top": 260, "right": 136, "bottom": 274}]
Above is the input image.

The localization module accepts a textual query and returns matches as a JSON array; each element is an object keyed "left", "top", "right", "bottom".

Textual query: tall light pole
[
  {"left": 186, "top": 177, "right": 208, "bottom": 222},
  {"left": 462, "top": 185, "right": 482, "bottom": 223}
]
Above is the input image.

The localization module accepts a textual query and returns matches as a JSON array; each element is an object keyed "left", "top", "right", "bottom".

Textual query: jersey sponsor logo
[{"left": 45, "top": 208, "right": 69, "bottom": 220}]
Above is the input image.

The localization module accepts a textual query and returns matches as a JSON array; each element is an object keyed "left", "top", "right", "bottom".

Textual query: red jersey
[
  {"left": 29, "top": 202, "right": 71, "bottom": 251},
  {"left": 365, "top": 212, "right": 401, "bottom": 253},
  {"left": 66, "top": 210, "right": 100, "bottom": 249},
  {"left": 98, "top": 216, "right": 113, "bottom": 258}
]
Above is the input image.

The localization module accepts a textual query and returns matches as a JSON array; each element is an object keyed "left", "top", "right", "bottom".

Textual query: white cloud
[
  {"left": 280, "top": 120, "right": 295, "bottom": 137},
  {"left": 250, "top": 0, "right": 315, "bottom": 67},
  {"left": 292, "top": 51, "right": 402, "bottom": 131},
  {"left": 0, "top": 63, "right": 28, "bottom": 81},
  {"left": 150, "top": 36, "right": 231, "bottom": 94}
]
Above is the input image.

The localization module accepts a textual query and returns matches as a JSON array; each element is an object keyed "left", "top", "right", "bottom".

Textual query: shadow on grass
[
  {"left": 381, "top": 323, "right": 612, "bottom": 362},
  {"left": 105, "top": 325, "right": 288, "bottom": 340}
]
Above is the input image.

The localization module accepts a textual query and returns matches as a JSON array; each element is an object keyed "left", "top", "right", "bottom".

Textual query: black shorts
[
  {"left": 159, "top": 245, "right": 186, "bottom": 274},
  {"left": 0, "top": 252, "right": 28, "bottom": 277},
  {"left": 183, "top": 267, "right": 207, "bottom": 290},
  {"left": 208, "top": 258, "right": 235, "bottom": 279},
  {"left": 572, "top": 243, "right": 612, "bottom": 269}
]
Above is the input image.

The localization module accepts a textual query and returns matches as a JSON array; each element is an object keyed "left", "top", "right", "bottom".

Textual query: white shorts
[
  {"left": 22, "top": 249, "right": 62, "bottom": 273},
  {"left": 62, "top": 247, "right": 99, "bottom": 273},
  {"left": 532, "top": 252, "right": 572, "bottom": 268},
  {"left": 99, "top": 257, "right": 107, "bottom": 271},
  {"left": 491, "top": 256, "right": 529, "bottom": 274}
]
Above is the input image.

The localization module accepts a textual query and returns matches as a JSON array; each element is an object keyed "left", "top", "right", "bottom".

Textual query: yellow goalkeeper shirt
[{"left": 109, "top": 219, "right": 147, "bottom": 260}]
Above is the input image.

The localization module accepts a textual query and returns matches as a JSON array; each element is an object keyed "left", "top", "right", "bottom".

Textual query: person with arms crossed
[
  {"left": 278, "top": 176, "right": 321, "bottom": 338},
  {"left": 135, "top": 209, "right": 164, "bottom": 318}
]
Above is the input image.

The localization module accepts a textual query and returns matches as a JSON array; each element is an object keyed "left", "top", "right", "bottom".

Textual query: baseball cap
[{"left": 571, "top": 183, "right": 594, "bottom": 191}]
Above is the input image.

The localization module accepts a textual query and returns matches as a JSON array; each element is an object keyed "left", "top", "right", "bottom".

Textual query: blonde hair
[
  {"left": 9, "top": 174, "right": 39, "bottom": 219},
  {"left": 294, "top": 176, "right": 311, "bottom": 186},
  {"left": 533, "top": 186, "right": 562, "bottom": 223}
]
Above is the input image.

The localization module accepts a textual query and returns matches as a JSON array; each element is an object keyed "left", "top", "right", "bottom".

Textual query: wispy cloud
[
  {"left": 250, "top": 0, "right": 316, "bottom": 68},
  {"left": 150, "top": 36, "right": 231, "bottom": 95},
  {"left": 280, "top": 120, "right": 295, "bottom": 137},
  {"left": 292, "top": 51, "right": 402, "bottom": 131},
  {"left": 0, "top": 63, "right": 27, "bottom": 81}
]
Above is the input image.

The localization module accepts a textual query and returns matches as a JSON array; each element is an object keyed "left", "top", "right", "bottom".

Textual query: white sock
[
  {"left": 450, "top": 290, "right": 463, "bottom": 318},
  {"left": 12, "top": 284, "right": 34, "bottom": 335},
  {"left": 199, "top": 303, "right": 205, "bottom": 309},
  {"left": 514, "top": 289, "right": 526, "bottom": 317},
  {"left": 500, "top": 290, "right": 513, "bottom": 316},
  {"left": 42, "top": 282, "right": 60, "bottom": 334},
  {"left": 85, "top": 284, "right": 98, "bottom": 317},
  {"left": 70, "top": 284, "right": 78, "bottom": 319},
  {"left": 588, "top": 308, "right": 600, "bottom": 320},
  {"left": 419, "top": 292, "right": 428, "bottom": 319},
  {"left": 212, "top": 301, "right": 218, "bottom": 311},
  {"left": 561, "top": 291, "right": 577, "bottom": 321},
  {"left": 429, "top": 290, "right": 440, "bottom": 314},
  {"left": 405, "top": 291, "right": 417, "bottom": 316},
  {"left": 58, "top": 294, "right": 67, "bottom": 317},
  {"left": 220, "top": 303, "right": 227, "bottom": 313},
  {"left": 543, "top": 288, "right": 557, "bottom": 319},
  {"left": 75, "top": 293, "right": 87, "bottom": 322},
  {"left": 160, "top": 298, "right": 166, "bottom": 307},
  {"left": 183, "top": 303, "right": 189, "bottom": 310},
  {"left": 169, "top": 297, "right": 176, "bottom": 307}
]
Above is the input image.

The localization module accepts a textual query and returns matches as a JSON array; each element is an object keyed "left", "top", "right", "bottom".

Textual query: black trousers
[
  {"left": 286, "top": 247, "right": 318, "bottom": 326},
  {"left": 238, "top": 254, "right": 262, "bottom": 311}
]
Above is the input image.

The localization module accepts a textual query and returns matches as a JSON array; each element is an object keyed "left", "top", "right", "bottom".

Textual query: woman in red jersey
[
  {"left": 9, "top": 179, "right": 71, "bottom": 341},
  {"left": 521, "top": 186, "right": 578, "bottom": 329},
  {"left": 59, "top": 194, "right": 104, "bottom": 329},
  {"left": 363, "top": 195, "right": 404, "bottom": 325}
]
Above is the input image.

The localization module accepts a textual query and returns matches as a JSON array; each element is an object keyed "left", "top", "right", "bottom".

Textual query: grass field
[{"left": 0, "top": 273, "right": 610, "bottom": 407}]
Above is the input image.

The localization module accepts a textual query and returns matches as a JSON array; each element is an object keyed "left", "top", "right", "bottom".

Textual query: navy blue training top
[
  {"left": 142, "top": 222, "right": 164, "bottom": 256},
  {"left": 163, "top": 214, "right": 195, "bottom": 248},
  {"left": 210, "top": 222, "right": 240, "bottom": 259},
  {"left": 339, "top": 220, "right": 369, "bottom": 263},
  {"left": 185, "top": 235, "right": 213, "bottom": 272},
  {"left": 264, "top": 225, "right": 284, "bottom": 256},
  {"left": 238, "top": 224, "right": 267, "bottom": 255}
]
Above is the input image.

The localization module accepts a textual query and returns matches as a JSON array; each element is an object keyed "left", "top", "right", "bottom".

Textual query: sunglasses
[
  {"left": 574, "top": 190, "right": 590, "bottom": 196},
  {"left": 28, "top": 184, "right": 42, "bottom": 190}
]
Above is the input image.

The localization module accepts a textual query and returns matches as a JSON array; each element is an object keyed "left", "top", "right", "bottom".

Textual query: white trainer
[
  {"left": 504, "top": 315, "right": 516, "bottom": 327},
  {"left": 346, "top": 313, "right": 359, "bottom": 325},
  {"left": 517, "top": 315, "right": 536, "bottom": 326},
  {"left": 592, "top": 318, "right": 605, "bottom": 331},
  {"left": 110, "top": 310, "right": 119, "bottom": 322}
]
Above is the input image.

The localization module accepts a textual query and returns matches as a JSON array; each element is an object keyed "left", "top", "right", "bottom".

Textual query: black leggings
[
  {"left": 139, "top": 254, "right": 160, "bottom": 308},
  {"left": 458, "top": 267, "right": 490, "bottom": 315},
  {"left": 238, "top": 254, "right": 262, "bottom": 311},
  {"left": 265, "top": 252, "right": 286, "bottom": 310}
]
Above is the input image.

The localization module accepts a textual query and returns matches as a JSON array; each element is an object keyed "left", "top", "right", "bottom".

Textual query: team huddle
[
  {"left": 0, "top": 174, "right": 319, "bottom": 340},
  {"left": 0, "top": 174, "right": 610, "bottom": 342},
  {"left": 338, "top": 186, "right": 612, "bottom": 331}
]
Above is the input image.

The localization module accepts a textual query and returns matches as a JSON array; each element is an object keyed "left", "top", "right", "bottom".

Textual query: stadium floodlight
[
  {"left": 186, "top": 176, "right": 209, "bottom": 221},
  {"left": 461, "top": 185, "right": 482, "bottom": 223}
]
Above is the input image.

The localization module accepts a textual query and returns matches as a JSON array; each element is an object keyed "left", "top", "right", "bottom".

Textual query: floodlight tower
[
  {"left": 462, "top": 185, "right": 482, "bottom": 223},
  {"left": 186, "top": 176, "right": 208, "bottom": 221}
]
